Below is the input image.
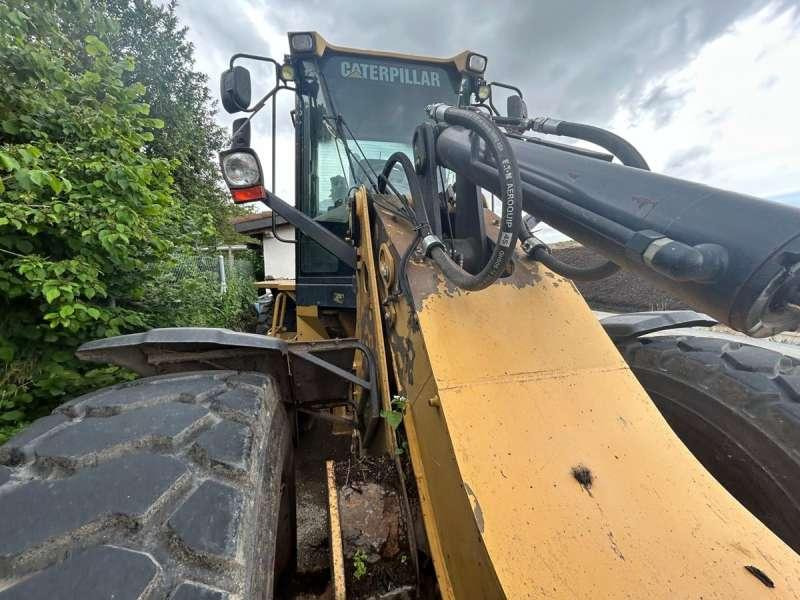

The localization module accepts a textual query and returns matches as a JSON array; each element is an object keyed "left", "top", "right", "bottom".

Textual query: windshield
[
  {"left": 306, "top": 55, "right": 460, "bottom": 218},
  {"left": 321, "top": 55, "right": 460, "bottom": 142}
]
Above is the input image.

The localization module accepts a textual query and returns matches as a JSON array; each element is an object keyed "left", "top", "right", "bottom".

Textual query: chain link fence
[
  {"left": 145, "top": 249, "right": 258, "bottom": 331},
  {"left": 167, "top": 253, "right": 253, "bottom": 293}
]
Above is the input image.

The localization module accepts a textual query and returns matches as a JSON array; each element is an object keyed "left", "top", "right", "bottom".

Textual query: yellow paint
[
  {"left": 269, "top": 291, "right": 292, "bottom": 338},
  {"left": 354, "top": 189, "right": 397, "bottom": 453},
  {"left": 295, "top": 304, "right": 327, "bottom": 341},
  {"left": 298, "top": 31, "right": 476, "bottom": 73},
  {"left": 376, "top": 209, "right": 800, "bottom": 598}
]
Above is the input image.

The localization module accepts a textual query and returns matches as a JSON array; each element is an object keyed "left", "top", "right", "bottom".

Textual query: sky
[{"left": 165, "top": 0, "right": 800, "bottom": 206}]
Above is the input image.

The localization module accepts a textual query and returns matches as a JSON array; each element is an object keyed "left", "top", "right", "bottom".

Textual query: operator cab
[{"left": 218, "top": 32, "right": 490, "bottom": 323}]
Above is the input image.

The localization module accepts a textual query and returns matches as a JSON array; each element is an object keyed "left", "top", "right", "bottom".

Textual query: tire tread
[{"left": 0, "top": 370, "right": 290, "bottom": 599}]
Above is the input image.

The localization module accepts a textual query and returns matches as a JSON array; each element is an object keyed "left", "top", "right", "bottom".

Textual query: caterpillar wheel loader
[{"left": 2, "top": 32, "right": 800, "bottom": 599}]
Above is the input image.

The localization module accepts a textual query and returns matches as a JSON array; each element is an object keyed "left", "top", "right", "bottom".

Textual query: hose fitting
[
  {"left": 530, "top": 117, "right": 562, "bottom": 135},
  {"left": 521, "top": 235, "right": 550, "bottom": 257},
  {"left": 425, "top": 103, "right": 450, "bottom": 122},
  {"left": 421, "top": 234, "right": 445, "bottom": 257}
]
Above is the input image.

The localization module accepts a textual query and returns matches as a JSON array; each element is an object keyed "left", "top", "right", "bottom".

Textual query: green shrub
[
  {"left": 0, "top": 2, "right": 259, "bottom": 444},
  {"left": 144, "top": 253, "right": 257, "bottom": 331},
  {"left": 0, "top": 2, "right": 179, "bottom": 441}
]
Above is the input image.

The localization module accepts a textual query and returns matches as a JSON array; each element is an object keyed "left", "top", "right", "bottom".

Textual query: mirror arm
[
  {"left": 488, "top": 88, "right": 500, "bottom": 116},
  {"left": 487, "top": 81, "right": 524, "bottom": 99},
  {"left": 231, "top": 84, "right": 294, "bottom": 140},
  {"left": 229, "top": 53, "right": 280, "bottom": 70},
  {"left": 486, "top": 80, "right": 525, "bottom": 116}
]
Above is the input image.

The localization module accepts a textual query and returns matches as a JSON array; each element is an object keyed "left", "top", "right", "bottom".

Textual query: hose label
[{"left": 501, "top": 158, "right": 516, "bottom": 234}]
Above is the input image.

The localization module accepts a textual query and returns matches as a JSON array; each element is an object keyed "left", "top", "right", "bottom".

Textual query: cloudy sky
[{"left": 167, "top": 0, "right": 799, "bottom": 205}]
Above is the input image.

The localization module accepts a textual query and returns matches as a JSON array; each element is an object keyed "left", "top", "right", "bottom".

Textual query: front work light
[
  {"left": 289, "top": 32, "right": 314, "bottom": 53},
  {"left": 222, "top": 151, "right": 260, "bottom": 187},
  {"left": 467, "top": 53, "right": 487, "bottom": 74},
  {"left": 477, "top": 84, "right": 491, "bottom": 101},
  {"left": 219, "top": 147, "right": 267, "bottom": 204},
  {"left": 280, "top": 63, "right": 295, "bottom": 81}
]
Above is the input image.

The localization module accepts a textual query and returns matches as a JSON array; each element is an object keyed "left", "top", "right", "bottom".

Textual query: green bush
[
  {"left": 0, "top": 3, "right": 162, "bottom": 442},
  {"left": 0, "top": 2, "right": 259, "bottom": 444},
  {"left": 145, "top": 253, "right": 258, "bottom": 331}
]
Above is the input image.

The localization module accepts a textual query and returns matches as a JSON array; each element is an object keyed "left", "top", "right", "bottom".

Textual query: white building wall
[{"left": 262, "top": 225, "right": 295, "bottom": 280}]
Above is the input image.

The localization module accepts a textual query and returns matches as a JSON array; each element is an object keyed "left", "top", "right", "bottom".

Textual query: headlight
[
  {"left": 289, "top": 32, "right": 314, "bottom": 53},
  {"left": 467, "top": 53, "right": 487, "bottom": 74},
  {"left": 477, "top": 84, "right": 491, "bottom": 101},
  {"left": 222, "top": 151, "right": 261, "bottom": 187}
]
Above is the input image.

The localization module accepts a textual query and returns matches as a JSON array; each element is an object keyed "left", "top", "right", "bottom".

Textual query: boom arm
[{"left": 425, "top": 111, "right": 800, "bottom": 337}]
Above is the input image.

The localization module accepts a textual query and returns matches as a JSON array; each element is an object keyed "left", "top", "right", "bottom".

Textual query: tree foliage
[
  {"left": 94, "top": 0, "right": 245, "bottom": 243},
  {"left": 0, "top": 0, "right": 251, "bottom": 442}
]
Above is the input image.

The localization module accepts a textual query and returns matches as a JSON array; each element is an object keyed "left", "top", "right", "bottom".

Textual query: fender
[
  {"left": 76, "top": 327, "right": 288, "bottom": 376},
  {"left": 599, "top": 310, "right": 717, "bottom": 341},
  {"left": 77, "top": 327, "right": 381, "bottom": 443}
]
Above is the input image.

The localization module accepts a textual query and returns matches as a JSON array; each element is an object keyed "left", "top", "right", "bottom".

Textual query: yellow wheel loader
[{"left": 2, "top": 32, "right": 800, "bottom": 599}]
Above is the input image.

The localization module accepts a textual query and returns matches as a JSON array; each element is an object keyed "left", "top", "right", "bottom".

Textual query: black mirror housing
[
  {"left": 507, "top": 94, "right": 528, "bottom": 120},
  {"left": 220, "top": 66, "right": 252, "bottom": 113},
  {"left": 231, "top": 118, "right": 251, "bottom": 148}
]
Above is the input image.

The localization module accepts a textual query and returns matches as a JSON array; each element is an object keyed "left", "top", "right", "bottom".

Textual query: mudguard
[
  {"left": 599, "top": 310, "right": 716, "bottom": 341},
  {"left": 76, "top": 327, "right": 288, "bottom": 376}
]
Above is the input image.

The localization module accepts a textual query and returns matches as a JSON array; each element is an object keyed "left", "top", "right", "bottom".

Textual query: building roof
[{"left": 231, "top": 210, "right": 292, "bottom": 236}]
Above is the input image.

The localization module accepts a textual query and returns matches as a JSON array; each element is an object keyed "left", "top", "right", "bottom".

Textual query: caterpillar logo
[{"left": 339, "top": 60, "right": 442, "bottom": 87}]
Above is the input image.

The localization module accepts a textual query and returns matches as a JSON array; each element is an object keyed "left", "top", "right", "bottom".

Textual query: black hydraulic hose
[
  {"left": 557, "top": 121, "right": 649, "bottom": 170},
  {"left": 517, "top": 224, "right": 622, "bottom": 281},
  {"left": 532, "top": 244, "right": 620, "bottom": 281},
  {"left": 426, "top": 104, "right": 522, "bottom": 291},
  {"left": 378, "top": 152, "right": 426, "bottom": 299},
  {"left": 521, "top": 118, "right": 652, "bottom": 280},
  {"left": 531, "top": 118, "right": 649, "bottom": 170},
  {"left": 378, "top": 152, "right": 427, "bottom": 223}
]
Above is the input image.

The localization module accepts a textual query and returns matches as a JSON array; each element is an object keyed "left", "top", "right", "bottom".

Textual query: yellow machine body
[{"left": 351, "top": 191, "right": 800, "bottom": 598}]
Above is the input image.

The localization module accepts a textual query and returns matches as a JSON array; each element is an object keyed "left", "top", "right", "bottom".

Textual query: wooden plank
[
  {"left": 326, "top": 460, "right": 346, "bottom": 600},
  {"left": 253, "top": 278, "right": 296, "bottom": 291}
]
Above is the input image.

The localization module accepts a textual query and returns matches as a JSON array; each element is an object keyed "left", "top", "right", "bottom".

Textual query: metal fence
[{"left": 166, "top": 253, "right": 254, "bottom": 293}]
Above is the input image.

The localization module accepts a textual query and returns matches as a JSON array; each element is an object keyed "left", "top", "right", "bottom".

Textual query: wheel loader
[{"left": 2, "top": 32, "right": 800, "bottom": 599}]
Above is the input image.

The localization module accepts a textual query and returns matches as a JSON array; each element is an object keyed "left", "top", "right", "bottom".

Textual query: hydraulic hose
[
  {"left": 530, "top": 118, "right": 650, "bottom": 170},
  {"left": 517, "top": 223, "right": 622, "bottom": 281},
  {"left": 521, "top": 233, "right": 621, "bottom": 281},
  {"left": 378, "top": 152, "right": 425, "bottom": 298},
  {"left": 425, "top": 104, "right": 522, "bottom": 291},
  {"left": 520, "top": 119, "right": 652, "bottom": 280},
  {"left": 536, "top": 249, "right": 620, "bottom": 281},
  {"left": 378, "top": 152, "right": 426, "bottom": 223}
]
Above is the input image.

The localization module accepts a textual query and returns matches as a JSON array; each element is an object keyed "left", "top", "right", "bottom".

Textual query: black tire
[
  {"left": 0, "top": 370, "right": 292, "bottom": 599},
  {"left": 619, "top": 335, "right": 800, "bottom": 554}
]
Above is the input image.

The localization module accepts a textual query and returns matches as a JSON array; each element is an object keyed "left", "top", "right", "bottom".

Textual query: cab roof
[{"left": 288, "top": 31, "right": 483, "bottom": 74}]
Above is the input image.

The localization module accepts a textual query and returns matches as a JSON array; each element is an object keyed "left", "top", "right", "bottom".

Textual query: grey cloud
[
  {"left": 244, "top": 0, "right": 797, "bottom": 128},
  {"left": 665, "top": 145, "right": 711, "bottom": 172},
  {"left": 175, "top": 0, "right": 797, "bottom": 130},
  {"left": 170, "top": 0, "right": 797, "bottom": 199},
  {"left": 639, "top": 84, "right": 689, "bottom": 128}
]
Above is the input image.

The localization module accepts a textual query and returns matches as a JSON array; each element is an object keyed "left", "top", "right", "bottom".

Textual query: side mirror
[
  {"left": 220, "top": 66, "right": 252, "bottom": 113},
  {"left": 231, "top": 118, "right": 251, "bottom": 148},
  {"left": 507, "top": 94, "right": 528, "bottom": 120}
]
